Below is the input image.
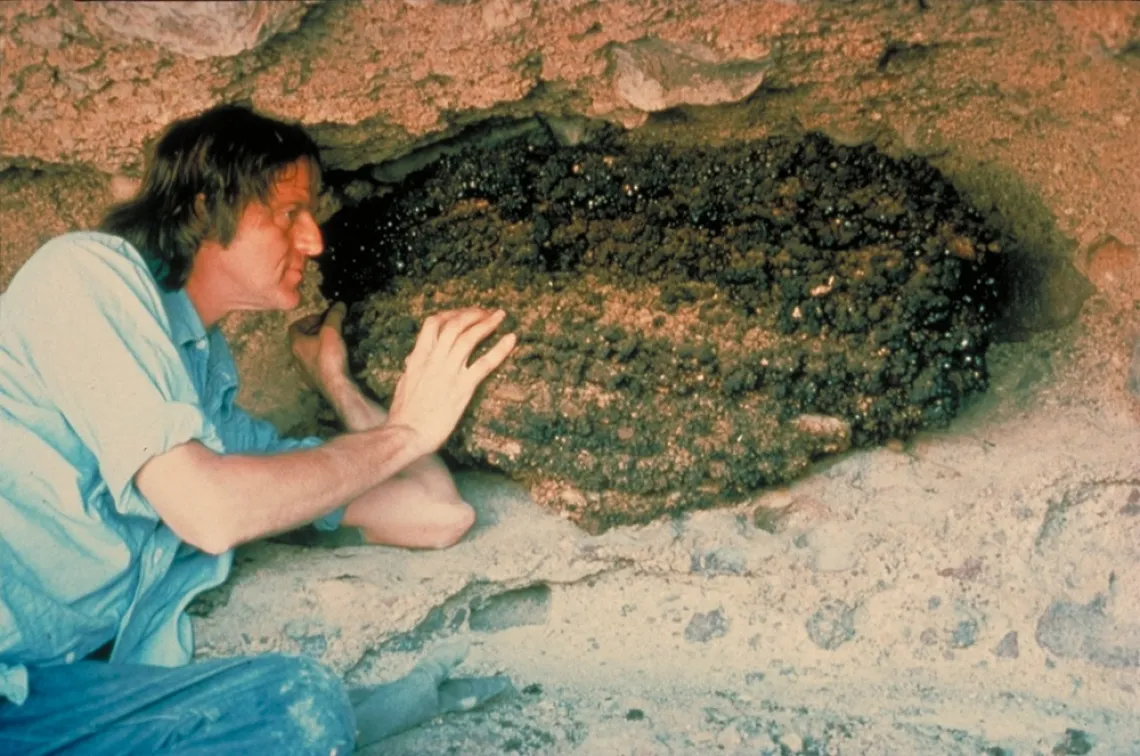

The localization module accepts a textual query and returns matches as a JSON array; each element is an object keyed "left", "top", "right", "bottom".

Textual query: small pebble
[
  {"left": 805, "top": 600, "right": 856, "bottom": 650},
  {"left": 685, "top": 609, "right": 730, "bottom": 643},
  {"left": 780, "top": 731, "right": 805, "bottom": 752},
  {"left": 716, "top": 726, "right": 743, "bottom": 749},
  {"left": 993, "top": 631, "right": 1020, "bottom": 659}
]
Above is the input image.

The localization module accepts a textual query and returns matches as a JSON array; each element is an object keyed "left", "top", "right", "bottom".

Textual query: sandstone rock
[
  {"left": 1121, "top": 488, "right": 1140, "bottom": 517},
  {"left": 76, "top": 1, "right": 314, "bottom": 60},
  {"left": 609, "top": 37, "right": 769, "bottom": 113},
  {"left": 805, "top": 522, "right": 860, "bottom": 573},
  {"left": 715, "top": 725, "right": 743, "bottom": 750},
  {"left": 1053, "top": 1, "right": 1140, "bottom": 56},
  {"left": 0, "top": 168, "right": 111, "bottom": 292}
]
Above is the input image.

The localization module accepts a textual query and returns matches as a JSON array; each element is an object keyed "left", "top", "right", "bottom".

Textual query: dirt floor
[
  {"left": 186, "top": 5, "right": 1140, "bottom": 746},
  {"left": 192, "top": 302, "right": 1140, "bottom": 754}
]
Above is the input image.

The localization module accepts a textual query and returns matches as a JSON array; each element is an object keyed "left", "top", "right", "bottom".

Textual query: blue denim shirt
[{"left": 0, "top": 231, "right": 343, "bottom": 705}]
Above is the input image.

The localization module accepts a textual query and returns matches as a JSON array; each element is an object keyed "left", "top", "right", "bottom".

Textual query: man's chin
[{"left": 282, "top": 281, "right": 306, "bottom": 308}]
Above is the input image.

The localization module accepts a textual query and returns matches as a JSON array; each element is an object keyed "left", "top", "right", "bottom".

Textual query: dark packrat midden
[{"left": 317, "top": 123, "right": 1009, "bottom": 532}]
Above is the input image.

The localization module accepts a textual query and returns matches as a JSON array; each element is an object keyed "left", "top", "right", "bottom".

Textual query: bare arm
[
  {"left": 136, "top": 422, "right": 425, "bottom": 554},
  {"left": 287, "top": 301, "right": 390, "bottom": 434},
  {"left": 324, "top": 372, "right": 388, "bottom": 432},
  {"left": 136, "top": 307, "right": 515, "bottom": 555},
  {"left": 289, "top": 303, "right": 463, "bottom": 536}
]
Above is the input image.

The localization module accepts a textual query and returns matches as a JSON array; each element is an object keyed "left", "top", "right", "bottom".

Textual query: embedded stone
[
  {"left": 993, "top": 630, "right": 1020, "bottom": 659},
  {"left": 76, "top": 1, "right": 313, "bottom": 59},
  {"left": 1084, "top": 235, "right": 1139, "bottom": 307},
  {"left": 609, "top": 37, "right": 769, "bottom": 113},
  {"left": 685, "top": 609, "right": 730, "bottom": 643},
  {"left": 805, "top": 599, "right": 856, "bottom": 650}
]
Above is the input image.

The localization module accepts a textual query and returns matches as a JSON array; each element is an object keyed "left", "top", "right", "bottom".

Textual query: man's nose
[{"left": 295, "top": 212, "right": 324, "bottom": 258}]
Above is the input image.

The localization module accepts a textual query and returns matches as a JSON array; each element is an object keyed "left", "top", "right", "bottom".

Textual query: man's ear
[{"left": 194, "top": 193, "right": 208, "bottom": 220}]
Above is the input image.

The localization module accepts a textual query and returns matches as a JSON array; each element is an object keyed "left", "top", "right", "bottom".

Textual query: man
[{"left": 0, "top": 104, "right": 517, "bottom": 753}]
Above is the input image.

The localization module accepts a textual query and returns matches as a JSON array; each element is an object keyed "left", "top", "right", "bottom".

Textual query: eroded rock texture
[
  {"left": 76, "top": 1, "right": 314, "bottom": 60},
  {"left": 320, "top": 127, "right": 1007, "bottom": 531}
]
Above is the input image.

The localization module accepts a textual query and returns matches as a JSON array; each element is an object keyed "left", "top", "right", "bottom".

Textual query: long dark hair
[{"left": 100, "top": 103, "right": 322, "bottom": 291}]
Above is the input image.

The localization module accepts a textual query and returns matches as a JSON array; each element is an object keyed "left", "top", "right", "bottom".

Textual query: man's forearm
[
  {"left": 323, "top": 373, "right": 459, "bottom": 502},
  {"left": 138, "top": 421, "right": 428, "bottom": 554},
  {"left": 213, "top": 377, "right": 445, "bottom": 551}
]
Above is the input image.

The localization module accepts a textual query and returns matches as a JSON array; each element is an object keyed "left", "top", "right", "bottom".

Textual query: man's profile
[{"left": 0, "top": 103, "right": 516, "bottom": 753}]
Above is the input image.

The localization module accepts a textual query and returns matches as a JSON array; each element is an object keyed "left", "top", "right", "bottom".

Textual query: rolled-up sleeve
[
  {"left": 2, "top": 235, "right": 224, "bottom": 519},
  {"left": 214, "top": 400, "right": 324, "bottom": 458}
]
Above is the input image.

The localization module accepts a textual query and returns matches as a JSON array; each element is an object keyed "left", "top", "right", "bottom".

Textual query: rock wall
[{"left": 2, "top": 0, "right": 1138, "bottom": 424}]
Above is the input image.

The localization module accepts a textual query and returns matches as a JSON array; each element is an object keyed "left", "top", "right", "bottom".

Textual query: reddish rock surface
[{"left": 1, "top": 0, "right": 1137, "bottom": 422}]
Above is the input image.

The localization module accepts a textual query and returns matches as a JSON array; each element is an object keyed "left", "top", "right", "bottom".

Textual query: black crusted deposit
[{"left": 318, "top": 126, "right": 1006, "bottom": 532}]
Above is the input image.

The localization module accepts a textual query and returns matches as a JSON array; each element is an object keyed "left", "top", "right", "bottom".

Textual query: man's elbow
[
  {"left": 166, "top": 497, "right": 243, "bottom": 557},
  {"left": 135, "top": 442, "right": 242, "bottom": 556},
  {"left": 189, "top": 527, "right": 237, "bottom": 557},
  {"left": 171, "top": 481, "right": 247, "bottom": 556}
]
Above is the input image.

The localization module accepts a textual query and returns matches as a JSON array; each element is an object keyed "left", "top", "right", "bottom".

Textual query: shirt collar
[{"left": 160, "top": 287, "right": 208, "bottom": 349}]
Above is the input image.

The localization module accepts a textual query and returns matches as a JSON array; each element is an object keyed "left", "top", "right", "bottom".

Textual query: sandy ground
[{"left": 191, "top": 299, "right": 1140, "bottom": 755}]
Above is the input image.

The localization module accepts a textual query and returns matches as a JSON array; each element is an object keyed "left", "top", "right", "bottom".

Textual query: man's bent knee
[
  {"left": 423, "top": 499, "right": 476, "bottom": 549},
  {"left": 256, "top": 655, "right": 356, "bottom": 753},
  {"left": 360, "top": 498, "right": 475, "bottom": 550}
]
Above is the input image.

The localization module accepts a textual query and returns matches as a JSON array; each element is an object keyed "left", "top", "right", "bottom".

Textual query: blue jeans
[{"left": 0, "top": 654, "right": 356, "bottom": 755}]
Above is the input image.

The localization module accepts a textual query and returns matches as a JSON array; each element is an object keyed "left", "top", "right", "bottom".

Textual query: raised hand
[
  {"left": 387, "top": 307, "right": 517, "bottom": 456},
  {"left": 288, "top": 301, "right": 350, "bottom": 398}
]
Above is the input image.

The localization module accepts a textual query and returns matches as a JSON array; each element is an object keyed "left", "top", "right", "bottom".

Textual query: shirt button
[
  {"left": 195, "top": 339, "right": 207, "bottom": 350},
  {"left": 153, "top": 547, "right": 165, "bottom": 564},
  {"left": 65, "top": 651, "right": 76, "bottom": 663}
]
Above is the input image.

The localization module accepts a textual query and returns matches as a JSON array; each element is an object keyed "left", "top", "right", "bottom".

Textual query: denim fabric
[
  {"left": 0, "top": 654, "right": 355, "bottom": 755},
  {"left": 0, "top": 232, "right": 345, "bottom": 705}
]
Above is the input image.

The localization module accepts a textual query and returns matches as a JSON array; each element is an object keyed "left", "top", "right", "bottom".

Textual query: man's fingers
[
  {"left": 436, "top": 308, "right": 501, "bottom": 350},
  {"left": 405, "top": 307, "right": 512, "bottom": 377},
  {"left": 467, "top": 333, "right": 517, "bottom": 385},
  {"left": 290, "top": 313, "right": 323, "bottom": 337},
  {"left": 322, "top": 301, "right": 347, "bottom": 334},
  {"left": 452, "top": 309, "right": 507, "bottom": 361},
  {"left": 406, "top": 312, "right": 445, "bottom": 370}
]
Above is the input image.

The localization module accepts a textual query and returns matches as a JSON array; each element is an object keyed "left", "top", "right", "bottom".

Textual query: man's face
[{"left": 223, "top": 158, "right": 323, "bottom": 311}]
